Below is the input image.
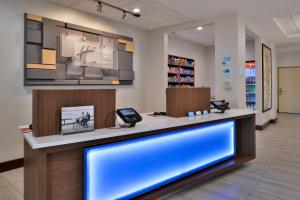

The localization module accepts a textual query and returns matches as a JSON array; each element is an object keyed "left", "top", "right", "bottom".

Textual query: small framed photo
[{"left": 61, "top": 105, "right": 95, "bottom": 135}]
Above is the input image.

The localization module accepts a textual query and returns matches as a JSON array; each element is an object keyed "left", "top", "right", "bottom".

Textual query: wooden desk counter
[{"left": 23, "top": 109, "right": 256, "bottom": 200}]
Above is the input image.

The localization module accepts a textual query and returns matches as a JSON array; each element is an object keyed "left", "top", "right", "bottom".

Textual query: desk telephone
[
  {"left": 210, "top": 100, "right": 230, "bottom": 113},
  {"left": 116, "top": 108, "right": 142, "bottom": 128}
]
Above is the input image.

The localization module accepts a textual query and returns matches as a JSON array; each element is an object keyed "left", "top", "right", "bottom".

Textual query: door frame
[{"left": 278, "top": 66, "right": 300, "bottom": 114}]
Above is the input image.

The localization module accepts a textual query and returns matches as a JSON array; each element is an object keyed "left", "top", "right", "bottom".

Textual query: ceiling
[
  {"left": 46, "top": 0, "right": 300, "bottom": 44},
  {"left": 274, "top": 15, "right": 300, "bottom": 37},
  {"left": 171, "top": 24, "right": 255, "bottom": 47},
  {"left": 46, "top": 0, "right": 191, "bottom": 30},
  {"left": 171, "top": 24, "right": 215, "bottom": 46}
]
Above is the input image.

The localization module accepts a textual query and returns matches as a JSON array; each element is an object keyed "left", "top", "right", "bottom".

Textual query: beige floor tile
[
  {"left": 0, "top": 185, "right": 23, "bottom": 200},
  {"left": 217, "top": 170, "right": 261, "bottom": 189},
  {"left": 237, "top": 161, "right": 269, "bottom": 176},
  {"left": 180, "top": 187, "right": 237, "bottom": 200},
  {"left": 201, "top": 179, "right": 253, "bottom": 200},
  {"left": 2, "top": 168, "right": 23, "bottom": 185},
  {"left": 12, "top": 181, "right": 23, "bottom": 195},
  {"left": 164, "top": 194, "right": 189, "bottom": 200},
  {"left": 263, "top": 167, "right": 300, "bottom": 186},
  {"left": 0, "top": 175, "right": 9, "bottom": 187},
  {"left": 273, "top": 151, "right": 300, "bottom": 168},
  {"left": 249, "top": 177, "right": 300, "bottom": 200},
  {"left": 282, "top": 137, "right": 300, "bottom": 152}
]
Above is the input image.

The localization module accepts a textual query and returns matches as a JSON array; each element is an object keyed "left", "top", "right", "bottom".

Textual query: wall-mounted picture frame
[
  {"left": 61, "top": 105, "right": 95, "bottom": 135},
  {"left": 262, "top": 44, "right": 272, "bottom": 112},
  {"left": 24, "top": 13, "right": 134, "bottom": 86}
]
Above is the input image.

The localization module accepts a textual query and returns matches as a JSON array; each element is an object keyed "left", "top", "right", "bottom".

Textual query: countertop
[{"left": 22, "top": 109, "right": 255, "bottom": 149}]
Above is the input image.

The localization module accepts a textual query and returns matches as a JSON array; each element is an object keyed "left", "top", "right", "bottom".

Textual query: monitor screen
[
  {"left": 213, "top": 101, "right": 223, "bottom": 106},
  {"left": 119, "top": 108, "right": 136, "bottom": 116}
]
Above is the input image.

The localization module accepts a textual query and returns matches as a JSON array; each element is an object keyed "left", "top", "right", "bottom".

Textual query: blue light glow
[{"left": 84, "top": 121, "right": 235, "bottom": 200}]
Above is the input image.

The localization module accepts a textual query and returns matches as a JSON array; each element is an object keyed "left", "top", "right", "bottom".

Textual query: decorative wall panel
[
  {"left": 262, "top": 44, "right": 272, "bottom": 112},
  {"left": 24, "top": 13, "right": 134, "bottom": 85}
]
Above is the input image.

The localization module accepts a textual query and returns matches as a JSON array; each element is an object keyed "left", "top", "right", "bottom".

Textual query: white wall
[
  {"left": 144, "top": 30, "right": 168, "bottom": 112},
  {"left": 214, "top": 13, "right": 246, "bottom": 109},
  {"left": 277, "top": 52, "right": 300, "bottom": 67},
  {"left": 0, "top": 0, "right": 150, "bottom": 162},
  {"left": 168, "top": 36, "right": 215, "bottom": 93},
  {"left": 254, "top": 36, "right": 278, "bottom": 125},
  {"left": 204, "top": 46, "right": 216, "bottom": 97},
  {"left": 246, "top": 41, "right": 255, "bottom": 61}
]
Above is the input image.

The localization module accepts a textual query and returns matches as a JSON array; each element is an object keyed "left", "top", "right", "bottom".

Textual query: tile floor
[{"left": 0, "top": 113, "right": 300, "bottom": 200}]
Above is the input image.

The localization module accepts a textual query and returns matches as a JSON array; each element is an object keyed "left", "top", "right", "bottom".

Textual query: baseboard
[
  {"left": 0, "top": 158, "right": 24, "bottom": 173},
  {"left": 256, "top": 117, "right": 278, "bottom": 130},
  {"left": 270, "top": 117, "right": 278, "bottom": 124}
]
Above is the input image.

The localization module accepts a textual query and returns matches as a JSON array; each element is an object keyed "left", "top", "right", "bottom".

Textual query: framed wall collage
[{"left": 262, "top": 44, "right": 272, "bottom": 112}]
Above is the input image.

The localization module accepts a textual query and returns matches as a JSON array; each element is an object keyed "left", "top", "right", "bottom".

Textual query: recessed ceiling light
[
  {"left": 133, "top": 8, "right": 141, "bottom": 13},
  {"left": 197, "top": 26, "right": 203, "bottom": 30}
]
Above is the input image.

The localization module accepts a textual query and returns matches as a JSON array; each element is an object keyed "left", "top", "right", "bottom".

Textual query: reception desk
[{"left": 23, "top": 109, "right": 255, "bottom": 200}]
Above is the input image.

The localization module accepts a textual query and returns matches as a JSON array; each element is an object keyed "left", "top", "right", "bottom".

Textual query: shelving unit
[
  {"left": 168, "top": 55, "right": 195, "bottom": 88},
  {"left": 245, "top": 61, "right": 256, "bottom": 111}
]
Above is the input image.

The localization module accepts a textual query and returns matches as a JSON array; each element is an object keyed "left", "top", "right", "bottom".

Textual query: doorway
[{"left": 278, "top": 67, "right": 300, "bottom": 113}]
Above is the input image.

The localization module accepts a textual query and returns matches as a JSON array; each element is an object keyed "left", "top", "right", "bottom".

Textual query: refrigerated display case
[{"left": 245, "top": 61, "right": 256, "bottom": 111}]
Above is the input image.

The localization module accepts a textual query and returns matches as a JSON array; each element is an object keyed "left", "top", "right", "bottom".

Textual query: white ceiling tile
[
  {"left": 98, "top": 0, "right": 137, "bottom": 7},
  {"left": 279, "top": 22, "right": 299, "bottom": 35},
  {"left": 121, "top": 1, "right": 157, "bottom": 15},
  {"left": 173, "top": 24, "right": 215, "bottom": 46},
  {"left": 142, "top": 12, "right": 174, "bottom": 23},
  {"left": 124, "top": 17, "right": 157, "bottom": 29},
  {"left": 274, "top": 16, "right": 293, "bottom": 24},
  {"left": 294, "top": 21, "right": 300, "bottom": 33},
  {"left": 71, "top": 0, "right": 98, "bottom": 14},
  {"left": 71, "top": 0, "right": 135, "bottom": 21},
  {"left": 292, "top": 14, "right": 300, "bottom": 23},
  {"left": 47, "top": 0, "right": 82, "bottom": 6}
]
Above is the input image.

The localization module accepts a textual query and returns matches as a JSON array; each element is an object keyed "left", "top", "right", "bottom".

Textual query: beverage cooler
[{"left": 245, "top": 61, "right": 256, "bottom": 111}]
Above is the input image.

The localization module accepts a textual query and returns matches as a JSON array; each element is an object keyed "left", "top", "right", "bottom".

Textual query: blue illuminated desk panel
[{"left": 84, "top": 121, "right": 235, "bottom": 200}]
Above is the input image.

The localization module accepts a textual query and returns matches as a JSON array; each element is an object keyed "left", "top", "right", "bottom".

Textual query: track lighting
[
  {"left": 122, "top": 11, "right": 128, "bottom": 20},
  {"left": 93, "top": 0, "right": 141, "bottom": 19},
  {"left": 133, "top": 8, "right": 141, "bottom": 13},
  {"left": 97, "top": 2, "right": 103, "bottom": 13}
]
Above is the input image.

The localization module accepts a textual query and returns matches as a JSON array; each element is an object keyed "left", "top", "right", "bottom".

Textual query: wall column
[{"left": 214, "top": 13, "right": 246, "bottom": 109}]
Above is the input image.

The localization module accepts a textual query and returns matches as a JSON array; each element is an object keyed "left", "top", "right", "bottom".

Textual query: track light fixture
[
  {"left": 93, "top": 0, "right": 141, "bottom": 19},
  {"left": 97, "top": 2, "right": 103, "bottom": 13},
  {"left": 122, "top": 11, "right": 128, "bottom": 20}
]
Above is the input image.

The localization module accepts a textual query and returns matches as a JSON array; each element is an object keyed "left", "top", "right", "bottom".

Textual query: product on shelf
[
  {"left": 168, "top": 55, "right": 195, "bottom": 88},
  {"left": 180, "top": 68, "right": 193, "bottom": 74},
  {"left": 180, "top": 76, "right": 194, "bottom": 83},
  {"left": 168, "top": 74, "right": 180, "bottom": 82},
  {"left": 245, "top": 61, "right": 256, "bottom": 111},
  {"left": 168, "top": 55, "right": 194, "bottom": 67},
  {"left": 168, "top": 66, "right": 180, "bottom": 74}
]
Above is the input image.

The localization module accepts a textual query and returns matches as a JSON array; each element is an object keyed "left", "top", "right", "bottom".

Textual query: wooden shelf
[
  {"left": 179, "top": 65, "right": 194, "bottom": 69},
  {"left": 168, "top": 63, "right": 194, "bottom": 68},
  {"left": 168, "top": 72, "right": 194, "bottom": 76},
  {"left": 180, "top": 73, "right": 194, "bottom": 76},
  {"left": 168, "top": 72, "right": 179, "bottom": 75}
]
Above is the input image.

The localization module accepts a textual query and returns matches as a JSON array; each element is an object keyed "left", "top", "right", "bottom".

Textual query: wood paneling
[
  {"left": 26, "top": 14, "right": 42, "bottom": 22},
  {"left": 236, "top": 115, "right": 256, "bottom": 157},
  {"left": 42, "top": 49, "right": 56, "bottom": 65},
  {"left": 47, "top": 150, "right": 83, "bottom": 200},
  {"left": 26, "top": 64, "right": 56, "bottom": 70},
  {"left": 118, "top": 39, "right": 134, "bottom": 52},
  {"left": 32, "top": 89, "right": 116, "bottom": 137},
  {"left": 24, "top": 140, "right": 47, "bottom": 200},
  {"left": 24, "top": 114, "right": 255, "bottom": 200},
  {"left": 166, "top": 88, "right": 211, "bottom": 117},
  {"left": 112, "top": 80, "right": 120, "bottom": 85}
]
